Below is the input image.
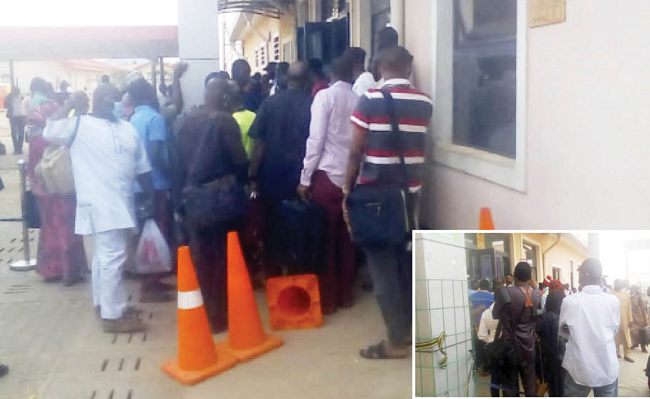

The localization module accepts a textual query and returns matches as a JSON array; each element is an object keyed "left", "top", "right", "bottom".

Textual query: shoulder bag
[
  {"left": 485, "top": 287, "right": 528, "bottom": 367},
  {"left": 35, "top": 116, "right": 80, "bottom": 195},
  {"left": 182, "top": 117, "right": 247, "bottom": 230},
  {"left": 346, "top": 88, "right": 409, "bottom": 246}
]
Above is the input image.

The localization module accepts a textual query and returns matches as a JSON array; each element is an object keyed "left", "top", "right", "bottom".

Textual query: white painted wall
[
  {"left": 415, "top": 233, "right": 475, "bottom": 397},
  {"left": 177, "top": 0, "right": 220, "bottom": 110},
  {"left": 406, "top": 0, "right": 650, "bottom": 229}
]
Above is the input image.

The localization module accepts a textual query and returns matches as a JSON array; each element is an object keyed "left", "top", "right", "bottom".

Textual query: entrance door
[{"left": 301, "top": 17, "right": 349, "bottom": 65}]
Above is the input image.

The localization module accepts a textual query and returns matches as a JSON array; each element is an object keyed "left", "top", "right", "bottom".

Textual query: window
[
  {"left": 260, "top": 44, "right": 267, "bottom": 67},
  {"left": 523, "top": 241, "right": 539, "bottom": 281},
  {"left": 431, "top": 0, "right": 527, "bottom": 191},
  {"left": 552, "top": 267, "right": 561, "bottom": 281},
  {"left": 453, "top": 0, "right": 517, "bottom": 158},
  {"left": 322, "top": 0, "right": 346, "bottom": 20},
  {"left": 283, "top": 41, "right": 294, "bottom": 62},
  {"left": 255, "top": 49, "right": 259, "bottom": 68},
  {"left": 273, "top": 35, "right": 281, "bottom": 62}
]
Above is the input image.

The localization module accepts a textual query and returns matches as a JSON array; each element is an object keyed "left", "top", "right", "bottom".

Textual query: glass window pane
[{"left": 452, "top": 0, "right": 517, "bottom": 158}]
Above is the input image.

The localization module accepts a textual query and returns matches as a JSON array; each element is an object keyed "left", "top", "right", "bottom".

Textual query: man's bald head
[
  {"left": 93, "top": 83, "right": 119, "bottom": 121},
  {"left": 205, "top": 78, "right": 231, "bottom": 112},
  {"left": 287, "top": 61, "right": 309, "bottom": 90}
]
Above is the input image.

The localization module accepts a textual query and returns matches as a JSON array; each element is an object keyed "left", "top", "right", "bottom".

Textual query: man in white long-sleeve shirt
[
  {"left": 559, "top": 258, "right": 620, "bottom": 396},
  {"left": 44, "top": 85, "right": 154, "bottom": 334},
  {"left": 297, "top": 56, "right": 359, "bottom": 314}
]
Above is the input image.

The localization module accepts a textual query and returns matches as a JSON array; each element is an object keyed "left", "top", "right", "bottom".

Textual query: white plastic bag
[{"left": 135, "top": 220, "right": 172, "bottom": 274}]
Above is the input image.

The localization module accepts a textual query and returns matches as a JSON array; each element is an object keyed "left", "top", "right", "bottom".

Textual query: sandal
[{"left": 360, "top": 340, "right": 408, "bottom": 360}]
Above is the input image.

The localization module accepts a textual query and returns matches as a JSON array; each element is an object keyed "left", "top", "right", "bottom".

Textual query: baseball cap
[{"left": 577, "top": 258, "right": 603, "bottom": 279}]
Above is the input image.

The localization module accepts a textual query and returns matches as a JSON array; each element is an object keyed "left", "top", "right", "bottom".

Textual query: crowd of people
[
  {"left": 0, "top": 27, "right": 431, "bottom": 376},
  {"left": 471, "top": 262, "right": 650, "bottom": 396}
]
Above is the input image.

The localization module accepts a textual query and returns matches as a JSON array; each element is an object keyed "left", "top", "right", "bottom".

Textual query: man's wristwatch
[{"left": 342, "top": 186, "right": 350, "bottom": 195}]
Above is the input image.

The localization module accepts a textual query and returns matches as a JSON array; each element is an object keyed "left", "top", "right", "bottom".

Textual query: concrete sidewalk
[
  {"left": 476, "top": 346, "right": 649, "bottom": 397},
  {"left": 0, "top": 142, "right": 412, "bottom": 398}
]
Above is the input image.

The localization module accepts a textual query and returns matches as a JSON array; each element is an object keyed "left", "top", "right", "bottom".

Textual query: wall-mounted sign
[
  {"left": 477, "top": 233, "right": 485, "bottom": 250},
  {"left": 529, "top": 0, "right": 566, "bottom": 28}
]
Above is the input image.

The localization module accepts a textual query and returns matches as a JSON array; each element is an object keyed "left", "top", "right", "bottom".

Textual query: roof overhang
[
  {"left": 217, "top": 0, "right": 292, "bottom": 18},
  {"left": 0, "top": 26, "right": 178, "bottom": 61}
]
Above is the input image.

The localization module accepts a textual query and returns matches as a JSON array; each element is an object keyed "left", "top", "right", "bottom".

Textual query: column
[
  {"left": 177, "top": 0, "right": 220, "bottom": 110},
  {"left": 390, "top": 0, "right": 405, "bottom": 45},
  {"left": 350, "top": 0, "right": 372, "bottom": 57},
  {"left": 588, "top": 233, "right": 600, "bottom": 258}
]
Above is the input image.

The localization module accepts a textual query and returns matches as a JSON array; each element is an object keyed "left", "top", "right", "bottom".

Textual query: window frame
[{"left": 430, "top": 0, "right": 528, "bottom": 192}]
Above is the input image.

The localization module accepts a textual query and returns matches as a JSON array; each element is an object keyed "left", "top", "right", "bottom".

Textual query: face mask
[{"left": 112, "top": 102, "right": 124, "bottom": 120}]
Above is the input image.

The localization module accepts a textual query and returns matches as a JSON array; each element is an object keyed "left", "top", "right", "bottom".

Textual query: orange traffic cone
[
  {"left": 215, "top": 232, "right": 283, "bottom": 362},
  {"left": 162, "top": 246, "right": 237, "bottom": 385},
  {"left": 479, "top": 208, "right": 495, "bottom": 230}
]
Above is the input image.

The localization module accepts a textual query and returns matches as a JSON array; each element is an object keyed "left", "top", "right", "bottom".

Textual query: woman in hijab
[{"left": 536, "top": 290, "right": 566, "bottom": 397}]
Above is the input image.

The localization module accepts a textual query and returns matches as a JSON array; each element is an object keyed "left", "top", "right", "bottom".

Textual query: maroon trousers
[{"left": 311, "top": 171, "right": 356, "bottom": 312}]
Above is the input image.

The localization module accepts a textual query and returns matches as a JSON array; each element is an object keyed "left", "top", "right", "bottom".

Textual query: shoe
[
  {"left": 632, "top": 344, "right": 639, "bottom": 350},
  {"left": 139, "top": 291, "right": 173, "bottom": 303},
  {"left": 141, "top": 280, "right": 176, "bottom": 292},
  {"left": 643, "top": 348, "right": 648, "bottom": 353},
  {"left": 63, "top": 275, "right": 85, "bottom": 287},
  {"left": 0, "top": 364, "right": 8, "bottom": 378},
  {"left": 617, "top": 353, "right": 622, "bottom": 359},
  {"left": 96, "top": 305, "right": 143, "bottom": 319},
  {"left": 103, "top": 316, "right": 147, "bottom": 333},
  {"left": 624, "top": 356, "right": 635, "bottom": 363}
]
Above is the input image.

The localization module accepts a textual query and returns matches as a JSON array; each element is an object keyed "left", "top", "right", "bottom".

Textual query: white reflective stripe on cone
[{"left": 177, "top": 289, "right": 204, "bottom": 310}]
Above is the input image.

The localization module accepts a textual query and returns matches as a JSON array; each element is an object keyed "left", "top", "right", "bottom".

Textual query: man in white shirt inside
[
  {"left": 44, "top": 85, "right": 154, "bottom": 334},
  {"left": 559, "top": 258, "right": 620, "bottom": 396}
]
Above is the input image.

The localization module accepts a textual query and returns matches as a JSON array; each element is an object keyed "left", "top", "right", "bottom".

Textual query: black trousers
[
  {"left": 502, "top": 347, "right": 536, "bottom": 397},
  {"left": 9, "top": 116, "right": 24, "bottom": 154},
  {"left": 488, "top": 358, "right": 503, "bottom": 397}
]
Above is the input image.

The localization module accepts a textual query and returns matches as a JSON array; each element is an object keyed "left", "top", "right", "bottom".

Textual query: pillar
[
  {"left": 350, "top": 0, "right": 372, "bottom": 58},
  {"left": 9, "top": 60, "right": 14, "bottom": 89},
  {"left": 177, "top": 0, "right": 220, "bottom": 110},
  {"left": 390, "top": 0, "right": 405, "bottom": 45},
  {"left": 588, "top": 233, "right": 600, "bottom": 259}
]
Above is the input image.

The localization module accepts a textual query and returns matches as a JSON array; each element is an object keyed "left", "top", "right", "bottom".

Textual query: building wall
[
  {"left": 239, "top": 15, "right": 295, "bottom": 74},
  {"left": 0, "top": 61, "right": 108, "bottom": 95},
  {"left": 403, "top": 0, "right": 650, "bottom": 230},
  {"left": 511, "top": 233, "right": 587, "bottom": 287}
]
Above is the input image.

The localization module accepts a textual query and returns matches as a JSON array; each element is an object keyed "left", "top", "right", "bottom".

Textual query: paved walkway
[
  {"left": 0, "top": 138, "right": 411, "bottom": 399},
  {"left": 476, "top": 345, "right": 649, "bottom": 397}
]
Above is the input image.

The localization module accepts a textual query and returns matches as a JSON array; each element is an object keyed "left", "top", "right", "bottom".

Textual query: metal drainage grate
[
  {"left": 111, "top": 332, "right": 148, "bottom": 344},
  {"left": 100, "top": 357, "right": 142, "bottom": 372},
  {"left": 90, "top": 389, "right": 133, "bottom": 399},
  {"left": 4, "top": 284, "right": 30, "bottom": 295}
]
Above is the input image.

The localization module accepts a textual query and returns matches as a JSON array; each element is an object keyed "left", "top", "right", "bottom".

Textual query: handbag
[
  {"left": 275, "top": 200, "right": 327, "bottom": 275},
  {"left": 182, "top": 117, "right": 247, "bottom": 230},
  {"left": 346, "top": 88, "right": 409, "bottom": 246},
  {"left": 35, "top": 116, "right": 80, "bottom": 195},
  {"left": 25, "top": 190, "right": 42, "bottom": 229}
]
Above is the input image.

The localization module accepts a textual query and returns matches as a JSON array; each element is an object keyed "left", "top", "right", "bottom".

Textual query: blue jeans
[{"left": 563, "top": 371, "right": 618, "bottom": 397}]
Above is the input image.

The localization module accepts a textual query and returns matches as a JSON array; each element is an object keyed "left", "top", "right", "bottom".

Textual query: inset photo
[{"left": 414, "top": 231, "right": 650, "bottom": 397}]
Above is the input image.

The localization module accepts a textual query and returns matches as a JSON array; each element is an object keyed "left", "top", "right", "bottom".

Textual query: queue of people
[
  {"left": 472, "top": 259, "right": 650, "bottom": 397},
  {"left": 13, "top": 27, "right": 427, "bottom": 361}
]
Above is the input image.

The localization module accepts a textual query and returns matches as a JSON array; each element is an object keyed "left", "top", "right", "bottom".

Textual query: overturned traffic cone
[
  {"left": 266, "top": 274, "right": 323, "bottom": 330},
  {"left": 479, "top": 208, "right": 495, "bottom": 230},
  {"left": 215, "top": 232, "right": 283, "bottom": 362},
  {"left": 162, "top": 246, "right": 237, "bottom": 385}
]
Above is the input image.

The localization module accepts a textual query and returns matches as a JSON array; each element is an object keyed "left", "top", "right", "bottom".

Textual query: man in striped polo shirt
[{"left": 344, "top": 46, "right": 433, "bottom": 359}]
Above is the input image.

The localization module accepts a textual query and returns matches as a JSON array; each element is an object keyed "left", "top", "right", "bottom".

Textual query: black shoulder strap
[
  {"left": 380, "top": 88, "right": 409, "bottom": 191},
  {"left": 67, "top": 116, "right": 81, "bottom": 149}
]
